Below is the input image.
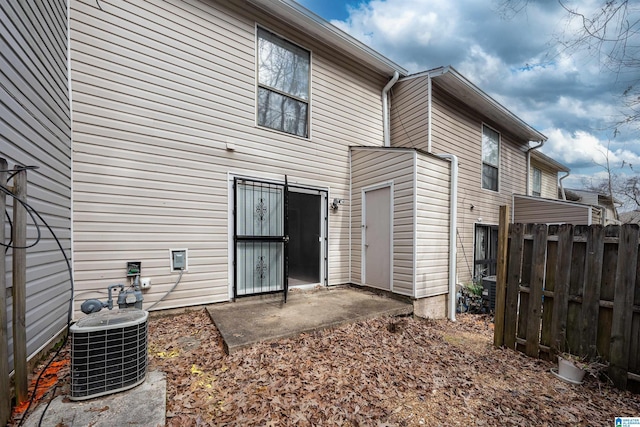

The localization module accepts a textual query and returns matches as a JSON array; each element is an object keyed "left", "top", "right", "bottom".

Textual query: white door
[{"left": 363, "top": 185, "right": 392, "bottom": 290}]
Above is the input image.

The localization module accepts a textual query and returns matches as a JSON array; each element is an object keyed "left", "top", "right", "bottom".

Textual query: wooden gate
[{"left": 494, "top": 220, "right": 640, "bottom": 392}]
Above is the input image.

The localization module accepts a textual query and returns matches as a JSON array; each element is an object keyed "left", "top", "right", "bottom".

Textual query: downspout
[
  {"left": 526, "top": 140, "right": 544, "bottom": 195},
  {"left": 427, "top": 75, "right": 432, "bottom": 153},
  {"left": 437, "top": 153, "right": 458, "bottom": 321},
  {"left": 382, "top": 71, "right": 399, "bottom": 147},
  {"left": 559, "top": 171, "right": 570, "bottom": 200}
]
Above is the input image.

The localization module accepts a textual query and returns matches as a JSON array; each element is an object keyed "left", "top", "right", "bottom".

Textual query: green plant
[{"left": 465, "top": 282, "right": 483, "bottom": 297}]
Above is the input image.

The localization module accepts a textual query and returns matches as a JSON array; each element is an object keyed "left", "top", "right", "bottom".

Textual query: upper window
[
  {"left": 482, "top": 125, "right": 499, "bottom": 191},
  {"left": 532, "top": 167, "right": 542, "bottom": 196},
  {"left": 257, "top": 27, "right": 310, "bottom": 138}
]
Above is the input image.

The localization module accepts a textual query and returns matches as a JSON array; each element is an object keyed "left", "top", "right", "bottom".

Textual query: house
[
  {"left": 67, "top": 0, "right": 413, "bottom": 314},
  {"left": 565, "top": 189, "right": 620, "bottom": 225},
  {"left": 2, "top": 0, "right": 560, "bottom": 379},
  {"left": 389, "top": 66, "right": 548, "bottom": 284}
]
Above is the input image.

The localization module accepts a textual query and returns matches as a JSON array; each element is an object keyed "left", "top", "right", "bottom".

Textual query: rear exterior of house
[
  {"left": 69, "top": 0, "right": 413, "bottom": 312},
  {"left": 1, "top": 1, "right": 72, "bottom": 372},
  {"left": 390, "top": 67, "right": 546, "bottom": 285}
]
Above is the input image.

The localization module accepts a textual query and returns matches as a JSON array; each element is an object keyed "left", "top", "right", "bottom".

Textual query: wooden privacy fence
[{"left": 494, "top": 222, "right": 640, "bottom": 392}]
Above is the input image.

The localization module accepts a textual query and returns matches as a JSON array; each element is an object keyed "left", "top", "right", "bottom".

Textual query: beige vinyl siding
[
  {"left": 391, "top": 77, "right": 528, "bottom": 285},
  {"left": 1, "top": 1, "right": 71, "bottom": 369},
  {"left": 415, "top": 154, "right": 450, "bottom": 298},
  {"left": 592, "top": 207, "right": 602, "bottom": 225},
  {"left": 389, "top": 77, "right": 429, "bottom": 148},
  {"left": 530, "top": 160, "right": 559, "bottom": 199},
  {"left": 350, "top": 147, "right": 451, "bottom": 298},
  {"left": 513, "top": 195, "right": 592, "bottom": 225},
  {"left": 350, "top": 148, "right": 415, "bottom": 296},
  {"left": 70, "top": 0, "right": 387, "bottom": 314}
]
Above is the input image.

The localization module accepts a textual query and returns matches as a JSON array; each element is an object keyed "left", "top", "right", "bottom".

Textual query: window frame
[
  {"left": 532, "top": 167, "right": 542, "bottom": 197},
  {"left": 473, "top": 223, "right": 499, "bottom": 281},
  {"left": 255, "top": 25, "right": 311, "bottom": 139},
  {"left": 481, "top": 124, "right": 500, "bottom": 192}
]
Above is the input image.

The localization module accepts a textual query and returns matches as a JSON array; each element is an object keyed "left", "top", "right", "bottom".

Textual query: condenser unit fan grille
[{"left": 70, "top": 309, "right": 148, "bottom": 400}]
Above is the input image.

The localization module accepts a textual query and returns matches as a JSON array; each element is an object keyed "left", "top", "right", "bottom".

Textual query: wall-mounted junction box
[
  {"left": 170, "top": 249, "right": 188, "bottom": 272},
  {"left": 127, "top": 261, "right": 141, "bottom": 277}
]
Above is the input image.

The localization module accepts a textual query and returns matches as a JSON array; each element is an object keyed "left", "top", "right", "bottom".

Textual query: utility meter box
[{"left": 170, "top": 249, "right": 187, "bottom": 271}]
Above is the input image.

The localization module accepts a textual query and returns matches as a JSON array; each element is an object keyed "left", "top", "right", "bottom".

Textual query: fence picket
[
  {"left": 609, "top": 224, "right": 639, "bottom": 389},
  {"left": 525, "top": 224, "right": 548, "bottom": 358},
  {"left": 516, "top": 227, "right": 533, "bottom": 353},
  {"left": 550, "top": 224, "right": 573, "bottom": 354},
  {"left": 540, "top": 234, "right": 558, "bottom": 357},
  {"left": 580, "top": 225, "right": 605, "bottom": 358},
  {"left": 598, "top": 227, "right": 619, "bottom": 360},
  {"left": 497, "top": 217, "right": 640, "bottom": 393},
  {"left": 504, "top": 223, "right": 524, "bottom": 349}
]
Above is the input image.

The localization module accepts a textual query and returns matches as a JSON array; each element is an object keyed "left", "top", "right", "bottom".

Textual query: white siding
[
  {"left": 415, "top": 155, "right": 450, "bottom": 298},
  {"left": 70, "top": 0, "right": 388, "bottom": 313},
  {"left": 391, "top": 76, "right": 529, "bottom": 285},
  {"left": 1, "top": 1, "right": 72, "bottom": 369}
]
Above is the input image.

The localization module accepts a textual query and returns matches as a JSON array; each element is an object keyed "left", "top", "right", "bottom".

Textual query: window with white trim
[
  {"left": 532, "top": 167, "right": 542, "bottom": 196},
  {"left": 257, "top": 27, "right": 310, "bottom": 138},
  {"left": 482, "top": 125, "right": 499, "bottom": 191}
]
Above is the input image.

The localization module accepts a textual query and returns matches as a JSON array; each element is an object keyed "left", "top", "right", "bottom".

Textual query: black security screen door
[{"left": 234, "top": 178, "right": 289, "bottom": 299}]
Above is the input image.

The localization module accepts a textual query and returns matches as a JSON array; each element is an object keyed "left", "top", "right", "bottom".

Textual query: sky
[{"left": 298, "top": 0, "right": 639, "bottom": 202}]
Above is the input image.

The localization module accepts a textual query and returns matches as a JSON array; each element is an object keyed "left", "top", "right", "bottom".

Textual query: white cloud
[
  {"left": 324, "top": 0, "right": 640, "bottom": 185},
  {"left": 542, "top": 128, "right": 640, "bottom": 170}
]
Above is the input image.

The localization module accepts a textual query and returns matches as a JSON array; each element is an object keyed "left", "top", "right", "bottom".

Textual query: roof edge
[
  {"left": 400, "top": 66, "right": 547, "bottom": 142},
  {"left": 247, "top": 0, "right": 408, "bottom": 76}
]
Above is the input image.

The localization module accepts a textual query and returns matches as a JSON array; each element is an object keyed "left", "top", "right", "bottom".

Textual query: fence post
[
  {"left": 0, "top": 159, "right": 9, "bottom": 426},
  {"left": 12, "top": 166, "right": 28, "bottom": 405},
  {"left": 493, "top": 205, "right": 509, "bottom": 347},
  {"left": 609, "top": 224, "right": 639, "bottom": 389}
]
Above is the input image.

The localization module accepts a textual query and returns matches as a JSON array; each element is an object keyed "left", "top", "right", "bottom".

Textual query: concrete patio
[{"left": 206, "top": 285, "right": 413, "bottom": 353}]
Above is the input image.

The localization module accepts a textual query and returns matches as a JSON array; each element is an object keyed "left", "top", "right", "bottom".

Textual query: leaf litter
[
  {"left": 11, "top": 310, "right": 640, "bottom": 426},
  {"left": 148, "top": 310, "right": 640, "bottom": 426}
]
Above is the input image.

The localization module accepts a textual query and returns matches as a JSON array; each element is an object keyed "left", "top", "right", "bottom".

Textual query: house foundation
[{"left": 413, "top": 294, "right": 449, "bottom": 319}]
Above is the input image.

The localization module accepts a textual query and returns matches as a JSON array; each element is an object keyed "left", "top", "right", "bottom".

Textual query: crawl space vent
[{"left": 70, "top": 309, "right": 148, "bottom": 400}]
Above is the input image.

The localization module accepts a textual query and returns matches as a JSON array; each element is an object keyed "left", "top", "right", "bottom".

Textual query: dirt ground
[{"left": 12, "top": 309, "right": 640, "bottom": 426}]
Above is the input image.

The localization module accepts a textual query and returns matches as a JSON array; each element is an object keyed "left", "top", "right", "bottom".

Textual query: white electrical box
[{"left": 170, "top": 249, "right": 188, "bottom": 271}]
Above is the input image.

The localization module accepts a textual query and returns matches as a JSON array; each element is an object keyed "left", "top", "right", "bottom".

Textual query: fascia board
[{"left": 247, "top": 0, "right": 407, "bottom": 76}]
